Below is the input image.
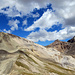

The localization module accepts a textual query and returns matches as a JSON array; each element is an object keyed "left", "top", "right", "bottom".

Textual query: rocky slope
[
  {"left": 45, "top": 39, "right": 70, "bottom": 53},
  {"left": 0, "top": 32, "right": 75, "bottom": 75},
  {"left": 45, "top": 37, "right": 75, "bottom": 57}
]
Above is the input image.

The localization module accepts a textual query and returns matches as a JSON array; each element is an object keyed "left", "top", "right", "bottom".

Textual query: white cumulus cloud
[
  {"left": 23, "top": 19, "right": 27, "bottom": 26},
  {"left": 0, "top": 6, "right": 20, "bottom": 17},
  {"left": 0, "top": 0, "right": 49, "bottom": 17},
  {"left": 0, "top": 0, "right": 75, "bottom": 19},
  {"left": 24, "top": 0, "right": 75, "bottom": 42},
  {"left": 8, "top": 19, "right": 20, "bottom": 31},
  {"left": 27, "top": 26, "right": 75, "bottom": 42},
  {"left": 25, "top": 10, "right": 63, "bottom": 31},
  {"left": 3, "top": 29, "right": 11, "bottom": 33}
]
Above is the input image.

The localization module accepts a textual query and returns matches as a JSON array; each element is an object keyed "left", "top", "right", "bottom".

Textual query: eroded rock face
[
  {"left": 0, "top": 32, "right": 75, "bottom": 75},
  {"left": 45, "top": 40, "right": 71, "bottom": 53},
  {"left": 45, "top": 38, "right": 75, "bottom": 57}
]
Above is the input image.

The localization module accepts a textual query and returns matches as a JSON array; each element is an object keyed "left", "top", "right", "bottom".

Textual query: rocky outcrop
[
  {"left": 45, "top": 37, "right": 75, "bottom": 57},
  {"left": 45, "top": 39, "right": 70, "bottom": 53}
]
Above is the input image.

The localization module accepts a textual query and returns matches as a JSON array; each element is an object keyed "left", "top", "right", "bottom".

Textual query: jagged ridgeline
[
  {"left": 0, "top": 32, "right": 75, "bottom": 75},
  {"left": 45, "top": 37, "right": 75, "bottom": 57}
]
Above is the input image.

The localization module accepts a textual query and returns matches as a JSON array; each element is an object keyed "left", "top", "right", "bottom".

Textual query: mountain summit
[
  {"left": 67, "top": 36, "right": 75, "bottom": 43},
  {"left": 45, "top": 37, "right": 75, "bottom": 57},
  {"left": 45, "top": 39, "right": 70, "bottom": 52},
  {"left": 0, "top": 32, "right": 75, "bottom": 75}
]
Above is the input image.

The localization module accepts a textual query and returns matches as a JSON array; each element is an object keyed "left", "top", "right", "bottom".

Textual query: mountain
[
  {"left": 45, "top": 39, "right": 70, "bottom": 53},
  {"left": 0, "top": 32, "right": 75, "bottom": 75},
  {"left": 45, "top": 37, "right": 75, "bottom": 58},
  {"left": 67, "top": 36, "right": 75, "bottom": 43}
]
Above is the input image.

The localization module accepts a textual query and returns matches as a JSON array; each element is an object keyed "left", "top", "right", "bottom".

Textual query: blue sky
[{"left": 0, "top": 0, "right": 75, "bottom": 46}]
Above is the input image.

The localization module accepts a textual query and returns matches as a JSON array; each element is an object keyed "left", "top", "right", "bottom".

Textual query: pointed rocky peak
[
  {"left": 45, "top": 39, "right": 70, "bottom": 53},
  {"left": 45, "top": 39, "right": 61, "bottom": 48},
  {"left": 54, "top": 39, "right": 61, "bottom": 42},
  {"left": 67, "top": 36, "right": 75, "bottom": 43}
]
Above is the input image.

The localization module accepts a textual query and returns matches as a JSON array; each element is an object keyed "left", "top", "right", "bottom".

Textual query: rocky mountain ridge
[
  {"left": 45, "top": 37, "right": 75, "bottom": 58},
  {"left": 0, "top": 32, "right": 75, "bottom": 75},
  {"left": 68, "top": 36, "right": 75, "bottom": 43}
]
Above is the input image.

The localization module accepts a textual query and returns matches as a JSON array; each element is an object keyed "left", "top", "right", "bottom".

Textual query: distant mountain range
[{"left": 0, "top": 32, "right": 75, "bottom": 75}]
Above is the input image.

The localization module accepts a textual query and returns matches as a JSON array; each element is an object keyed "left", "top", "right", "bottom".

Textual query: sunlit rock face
[{"left": 0, "top": 32, "right": 75, "bottom": 75}]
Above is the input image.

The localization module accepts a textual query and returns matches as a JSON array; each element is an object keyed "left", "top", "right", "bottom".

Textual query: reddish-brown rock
[{"left": 45, "top": 37, "right": 75, "bottom": 57}]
